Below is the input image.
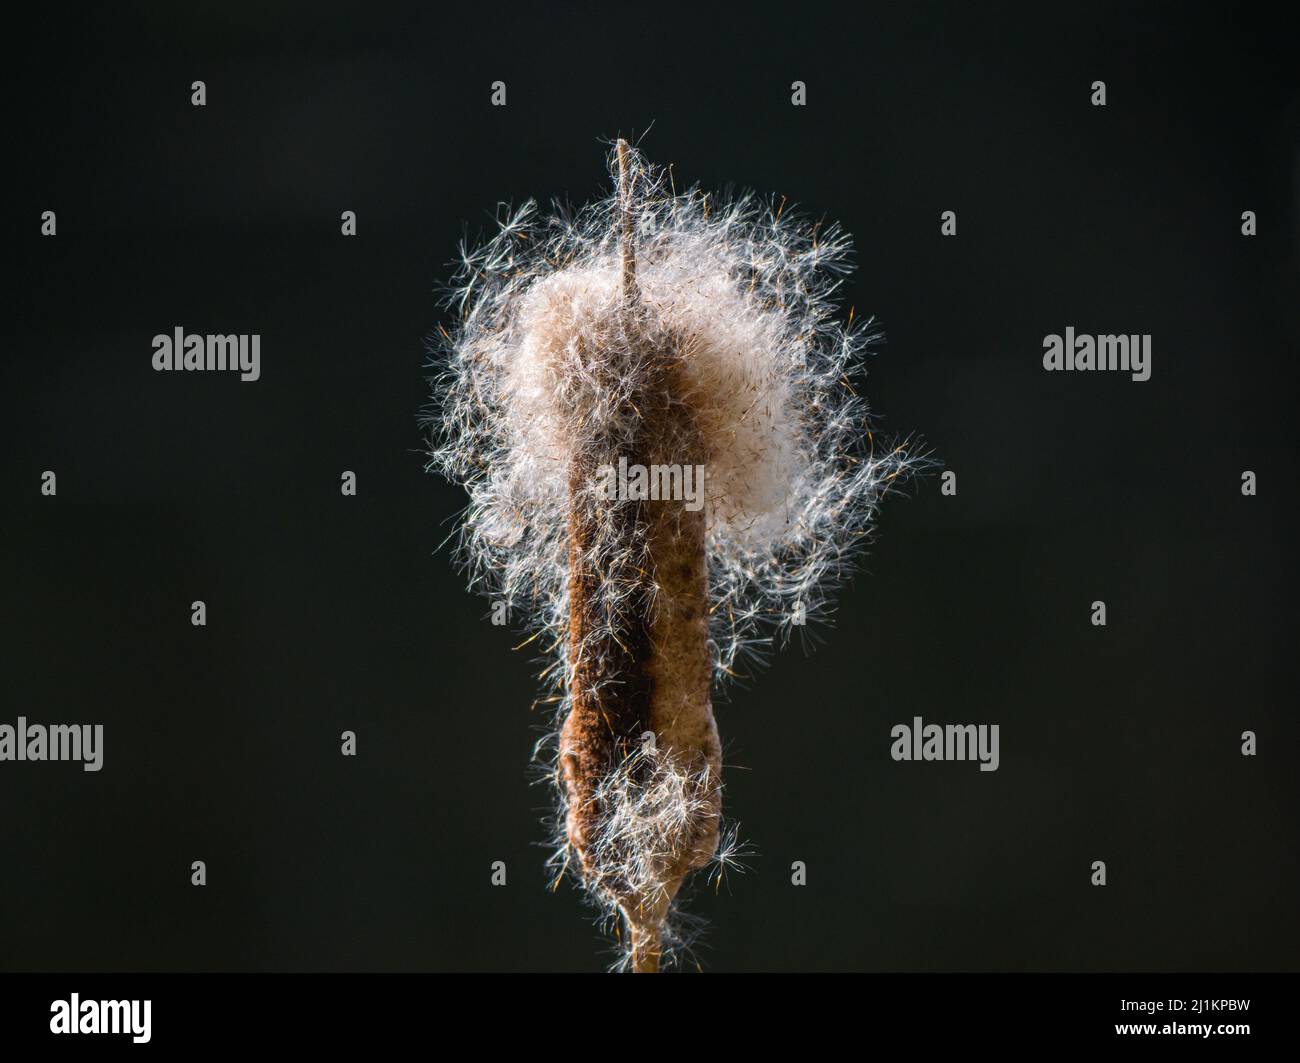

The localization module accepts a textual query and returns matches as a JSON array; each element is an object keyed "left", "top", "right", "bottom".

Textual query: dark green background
[{"left": 5, "top": 1, "right": 1297, "bottom": 971}]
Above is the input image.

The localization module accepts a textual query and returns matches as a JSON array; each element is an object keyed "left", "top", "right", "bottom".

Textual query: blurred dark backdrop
[{"left": 4, "top": 1, "right": 1297, "bottom": 971}]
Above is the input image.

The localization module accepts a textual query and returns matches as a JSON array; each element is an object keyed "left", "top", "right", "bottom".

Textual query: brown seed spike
[{"left": 556, "top": 141, "right": 721, "bottom": 972}]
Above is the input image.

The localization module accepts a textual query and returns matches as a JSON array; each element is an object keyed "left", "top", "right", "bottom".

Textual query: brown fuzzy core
[
  {"left": 556, "top": 142, "right": 721, "bottom": 973},
  {"left": 557, "top": 341, "right": 720, "bottom": 971}
]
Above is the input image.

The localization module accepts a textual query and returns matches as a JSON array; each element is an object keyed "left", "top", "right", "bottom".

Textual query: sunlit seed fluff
[{"left": 426, "top": 143, "right": 922, "bottom": 966}]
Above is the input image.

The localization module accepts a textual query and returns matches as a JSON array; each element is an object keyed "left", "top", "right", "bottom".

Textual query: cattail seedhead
[{"left": 426, "top": 141, "right": 923, "bottom": 968}]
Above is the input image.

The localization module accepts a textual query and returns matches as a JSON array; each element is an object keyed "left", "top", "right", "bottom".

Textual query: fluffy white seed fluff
[{"left": 585, "top": 743, "right": 717, "bottom": 915}]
